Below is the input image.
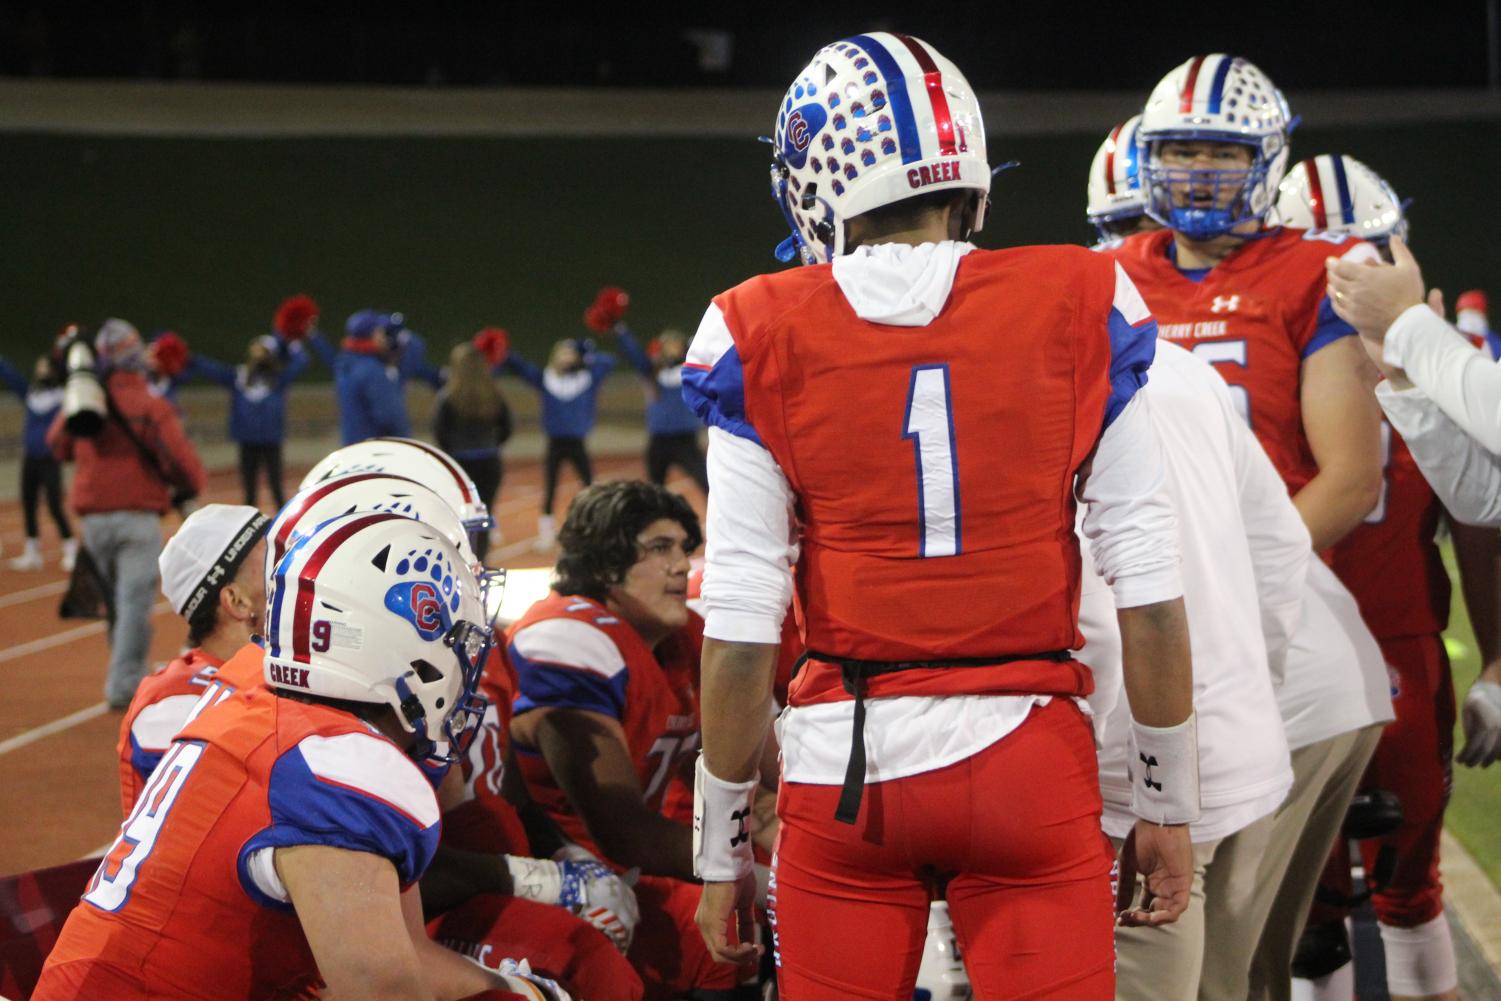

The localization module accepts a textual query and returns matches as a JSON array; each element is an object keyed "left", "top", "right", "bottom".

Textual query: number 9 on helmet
[{"left": 263, "top": 512, "right": 495, "bottom": 763}]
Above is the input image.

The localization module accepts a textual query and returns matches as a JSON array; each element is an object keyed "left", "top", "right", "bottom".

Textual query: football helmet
[
  {"left": 771, "top": 32, "right": 989, "bottom": 265},
  {"left": 300, "top": 437, "right": 492, "bottom": 540},
  {"left": 1276, "top": 154, "right": 1408, "bottom": 247},
  {"left": 269, "top": 471, "right": 488, "bottom": 576},
  {"left": 1139, "top": 54, "right": 1291, "bottom": 240},
  {"left": 1086, "top": 115, "right": 1147, "bottom": 242},
  {"left": 264, "top": 512, "right": 495, "bottom": 761}
]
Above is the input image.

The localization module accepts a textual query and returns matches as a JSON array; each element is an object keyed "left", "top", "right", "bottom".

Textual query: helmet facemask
[{"left": 1143, "top": 136, "right": 1279, "bottom": 241}]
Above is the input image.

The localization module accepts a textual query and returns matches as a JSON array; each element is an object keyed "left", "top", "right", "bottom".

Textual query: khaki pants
[
  {"left": 1245, "top": 724, "right": 1385, "bottom": 1001},
  {"left": 1112, "top": 809, "right": 1277, "bottom": 1001}
]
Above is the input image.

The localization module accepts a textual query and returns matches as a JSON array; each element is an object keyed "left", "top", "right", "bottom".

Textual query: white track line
[
  {"left": 0, "top": 599, "right": 171, "bottom": 665},
  {"left": 0, "top": 701, "right": 108, "bottom": 757},
  {"left": 0, "top": 579, "right": 68, "bottom": 609}
]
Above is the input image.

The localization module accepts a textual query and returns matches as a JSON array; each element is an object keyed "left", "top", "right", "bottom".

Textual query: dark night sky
[{"left": 0, "top": 2, "right": 1493, "bottom": 92}]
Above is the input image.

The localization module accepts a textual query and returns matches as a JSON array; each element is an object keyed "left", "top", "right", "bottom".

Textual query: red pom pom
[
  {"left": 1457, "top": 290, "right": 1489, "bottom": 316},
  {"left": 586, "top": 285, "right": 629, "bottom": 331},
  {"left": 150, "top": 331, "right": 190, "bottom": 378},
  {"left": 473, "top": 327, "right": 510, "bottom": 367},
  {"left": 275, "top": 294, "right": 320, "bottom": 341}
]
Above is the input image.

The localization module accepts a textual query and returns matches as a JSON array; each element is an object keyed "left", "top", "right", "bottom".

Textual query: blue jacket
[
  {"left": 615, "top": 328, "right": 701, "bottom": 436},
  {"left": 502, "top": 352, "right": 615, "bottom": 439},
  {"left": 308, "top": 334, "right": 411, "bottom": 444},
  {"left": 185, "top": 343, "right": 310, "bottom": 445},
  {"left": 0, "top": 358, "right": 63, "bottom": 459}
]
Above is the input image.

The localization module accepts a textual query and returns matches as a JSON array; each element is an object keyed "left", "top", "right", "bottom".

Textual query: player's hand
[
  {"left": 696, "top": 873, "right": 761, "bottom": 965},
  {"left": 1116, "top": 820, "right": 1192, "bottom": 927},
  {"left": 494, "top": 957, "right": 572, "bottom": 1001},
  {"left": 1326, "top": 234, "right": 1427, "bottom": 339},
  {"left": 1459, "top": 678, "right": 1501, "bottom": 768}
]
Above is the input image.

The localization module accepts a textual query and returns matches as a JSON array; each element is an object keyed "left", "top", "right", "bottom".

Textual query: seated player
[
  {"left": 118, "top": 503, "right": 269, "bottom": 815},
  {"left": 273, "top": 462, "right": 643, "bottom": 999},
  {"left": 508, "top": 481, "right": 767, "bottom": 999},
  {"left": 36, "top": 514, "right": 565, "bottom": 1001}
]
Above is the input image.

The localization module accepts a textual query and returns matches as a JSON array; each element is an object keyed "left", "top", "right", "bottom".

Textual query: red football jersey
[
  {"left": 1329, "top": 423, "right": 1450, "bottom": 640},
  {"left": 117, "top": 647, "right": 224, "bottom": 816},
  {"left": 117, "top": 642, "right": 267, "bottom": 816},
  {"left": 37, "top": 688, "right": 441, "bottom": 1001},
  {"left": 1108, "top": 227, "right": 1372, "bottom": 497},
  {"left": 507, "top": 592, "right": 703, "bottom": 855},
  {"left": 691, "top": 246, "right": 1151, "bottom": 707}
]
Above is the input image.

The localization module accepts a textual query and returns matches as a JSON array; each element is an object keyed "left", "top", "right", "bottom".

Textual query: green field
[{"left": 1441, "top": 542, "right": 1501, "bottom": 888}]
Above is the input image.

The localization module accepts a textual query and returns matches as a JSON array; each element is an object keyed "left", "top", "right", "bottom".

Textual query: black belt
[{"left": 797, "top": 648, "right": 1075, "bottom": 825}]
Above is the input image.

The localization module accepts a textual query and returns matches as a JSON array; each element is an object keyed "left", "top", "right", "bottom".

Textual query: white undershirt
[{"left": 1378, "top": 304, "right": 1501, "bottom": 526}]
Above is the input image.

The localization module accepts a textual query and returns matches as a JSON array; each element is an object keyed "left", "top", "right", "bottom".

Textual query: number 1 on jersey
[{"left": 903, "top": 365, "right": 961, "bottom": 558}]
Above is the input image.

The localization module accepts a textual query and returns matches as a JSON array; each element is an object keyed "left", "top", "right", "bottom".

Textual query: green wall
[{"left": 3, "top": 123, "right": 1500, "bottom": 367}]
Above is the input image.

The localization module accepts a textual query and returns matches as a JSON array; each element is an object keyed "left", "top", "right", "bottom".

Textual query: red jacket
[{"left": 47, "top": 371, "right": 206, "bottom": 515}]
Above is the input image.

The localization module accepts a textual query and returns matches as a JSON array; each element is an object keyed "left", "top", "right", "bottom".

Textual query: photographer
[{"left": 48, "top": 319, "right": 206, "bottom": 709}]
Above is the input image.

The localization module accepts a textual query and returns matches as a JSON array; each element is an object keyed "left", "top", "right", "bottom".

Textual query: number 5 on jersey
[{"left": 903, "top": 364, "right": 962, "bottom": 558}]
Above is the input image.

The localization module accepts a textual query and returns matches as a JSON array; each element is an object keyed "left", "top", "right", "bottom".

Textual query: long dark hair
[{"left": 554, "top": 481, "right": 702, "bottom": 601}]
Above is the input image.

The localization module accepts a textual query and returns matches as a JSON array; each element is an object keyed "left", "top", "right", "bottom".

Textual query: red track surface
[{"left": 0, "top": 451, "right": 703, "bottom": 876}]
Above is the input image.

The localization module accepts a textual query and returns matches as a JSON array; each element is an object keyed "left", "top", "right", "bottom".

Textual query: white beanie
[{"left": 159, "top": 504, "right": 270, "bottom": 619}]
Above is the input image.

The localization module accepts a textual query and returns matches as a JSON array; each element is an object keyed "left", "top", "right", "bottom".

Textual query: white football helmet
[
  {"left": 1086, "top": 115, "right": 1147, "bottom": 242},
  {"left": 264, "top": 512, "right": 495, "bottom": 760},
  {"left": 913, "top": 901, "right": 971, "bottom": 1000},
  {"left": 1139, "top": 54, "right": 1292, "bottom": 240},
  {"left": 300, "top": 437, "right": 491, "bottom": 539},
  {"left": 269, "top": 472, "right": 487, "bottom": 575},
  {"left": 771, "top": 32, "right": 989, "bottom": 265},
  {"left": 1276, "top": 154, "right": 1408, "bottom": 247}
]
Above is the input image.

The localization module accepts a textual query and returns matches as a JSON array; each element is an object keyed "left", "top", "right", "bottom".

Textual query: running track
[{"left": 0, "top": 450, "right": 703, "bottom": 876}]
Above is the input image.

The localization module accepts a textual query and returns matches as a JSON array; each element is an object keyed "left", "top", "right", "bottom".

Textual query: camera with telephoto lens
[{"left": 60, "top": 328, "right": 106, "bottom": 437}]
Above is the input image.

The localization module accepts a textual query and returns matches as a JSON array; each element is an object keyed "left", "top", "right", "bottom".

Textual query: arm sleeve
[
  {"left": 398, "top": 333, "right": 444, "bottom": 389},
  {"left": 0, "top": 358, "right": 27, "bottom": 397},
  {"left": 1302, "top": 242, "right": 1380, "bottom": 358},
  {"left": 589, "top": 353, "right": 617, "bottom": 382},
  {"left": 1383, "top": 303, "right": 1501, "bottom": 454},
  {"left": 1225, "top": 383, "right": 1311, "bottom": 681},
  {"left": 305, "top": 331, "right": 338, "bottom": 368},
  {"left": 680, "top": 303, "right": 762, "bottom": 445},
  {"left": 238, "top": 733, "right": 441, "bottom": 908},
  {"left": 501, "top": 354, "right": 546, "bottom": 390},
  {"left": 154, "top": 404, "right": 208, "bottom": 495},
  {"left": 276, "top": 343, "right": 311, "bottom": 390},
  {"left": 1102, "top": 262, "right": 1157, "bottom": 430},
  {"left": 361, "top": 366, "right": 411, "bottom": 437},
  {"left": 1378, "top": 379, "right": 1501, "bottom": 526},
  {"left": 46, "top": 410, "right": 73, "bottom": 460},
  {"left": 185, "top": 354, "right": 237, "bottom": 388},
  {"left": 699, "top": 427, "right": 798, "bottom": 644},
  {"left": 1077, "top": 393, "right": 1184, "bottom": 608},
  {"left": 614, "top": 328, "right": 655, "bottom": 379},
  {"left": 508, "top": 618, "right": 630, "bottom": 721}
]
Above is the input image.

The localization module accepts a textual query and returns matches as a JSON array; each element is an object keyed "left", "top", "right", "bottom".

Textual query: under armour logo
[
  {"left": 1139, "top": 752, "right": 1163, "bottom": 792},
  {"left": 1211, "top": 295, "right": 1240, "bottom": 313},
  {"left": 729, "top": 807, "right": 751, "bottom": 848}
]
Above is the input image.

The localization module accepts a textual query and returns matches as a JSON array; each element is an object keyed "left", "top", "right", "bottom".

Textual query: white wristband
[
  {"left": 692, "top": 754, "right": 758, "bottom": 882},
  {"left": 1128, "top": 711, "right": 1201, "bottom": 826}
]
